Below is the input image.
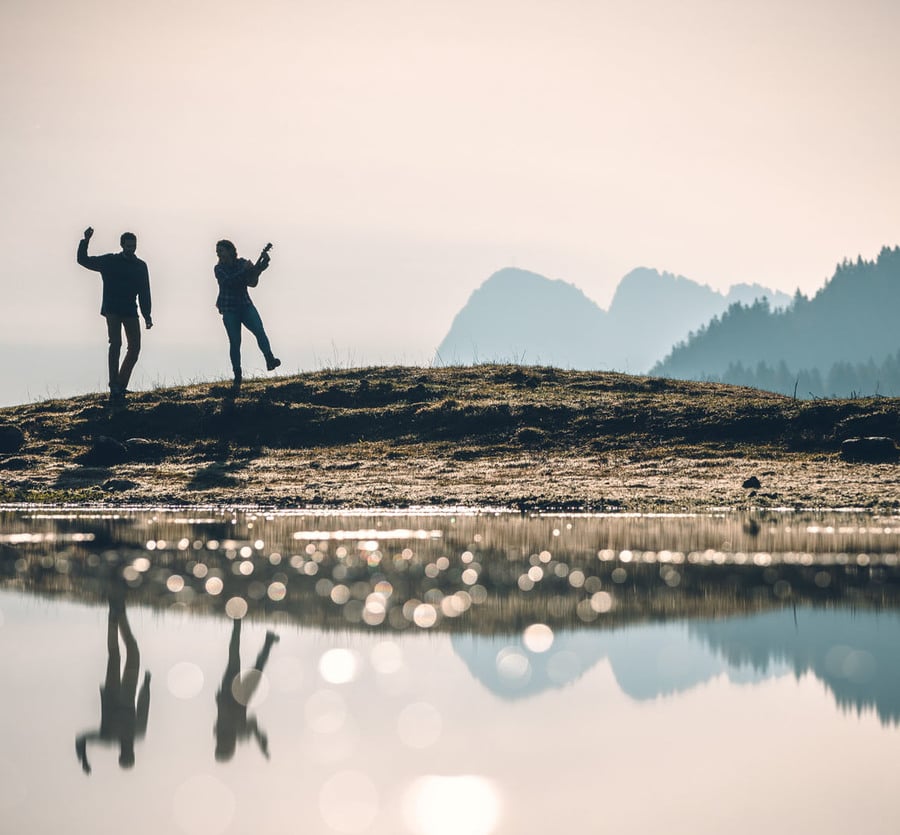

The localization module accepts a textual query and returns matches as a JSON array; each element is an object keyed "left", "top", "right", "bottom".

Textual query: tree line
[{"left": 652, "top": 246, "right": 900, "bottom": 398}]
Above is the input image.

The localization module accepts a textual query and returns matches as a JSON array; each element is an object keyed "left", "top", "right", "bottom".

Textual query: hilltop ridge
[{"left": 0, "top": 365, "right": 897, "bottom": 510}]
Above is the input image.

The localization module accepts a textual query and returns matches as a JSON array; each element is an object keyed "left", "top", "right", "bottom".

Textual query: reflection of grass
[
  {"left": 6, "top": 548, "right": 899, "bottom": 635},
  {"left": 4, "top": 510, "right": 900, "bottom": 634}
]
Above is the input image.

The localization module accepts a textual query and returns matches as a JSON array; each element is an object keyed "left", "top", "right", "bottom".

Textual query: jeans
[
  {"left": 221, "top": 304, "right": 273, "bottom": 375},
  {"left": 104, "top": 314, "right": 141, "bottom": 391}
]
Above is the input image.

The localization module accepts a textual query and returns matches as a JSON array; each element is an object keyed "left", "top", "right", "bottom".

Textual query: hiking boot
[
  {"left": 266, "top": 356, "right": 281, "bottom": 371},
  {"left": 231, "top": 371, "right": 242, "bottom": 394}
]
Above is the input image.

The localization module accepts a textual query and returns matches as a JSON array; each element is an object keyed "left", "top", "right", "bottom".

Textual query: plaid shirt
[{"left": 214, "top": 258, "right": 256, "bottom": 313}]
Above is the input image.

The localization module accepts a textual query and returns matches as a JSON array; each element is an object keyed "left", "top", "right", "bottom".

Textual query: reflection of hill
[
  {"left": 691, "top": 609, "right": 900, "bottom": 726},
  {"left": 453, "top": 609, "right": 900, "bottom": 726},
  {"left": 451, "top": 624, "right": 776, "bottom": 703},
  {"left": 450, "top": 631, "right": 607, "bottom": 700}
]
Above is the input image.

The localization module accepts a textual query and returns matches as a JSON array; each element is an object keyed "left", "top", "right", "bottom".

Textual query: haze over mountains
[{"left": 436, "top": 267, "right": 791, "bottom": 374}]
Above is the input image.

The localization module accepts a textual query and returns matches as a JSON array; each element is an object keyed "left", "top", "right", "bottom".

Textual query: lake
[{"left": 1, "top": 507, "right": 899, "bottom": 834}]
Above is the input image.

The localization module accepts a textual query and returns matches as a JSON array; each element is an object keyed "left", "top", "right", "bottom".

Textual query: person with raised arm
[
  {"left": 76, "top": 227, "right": 153, "bottom": 404},
  {"left": 75, "top": 590, "right": 151, "bottom": 774},
  {"left": 214, "top": 620, "right": 279, "bottom": 762},
  {"left": 214, "top": 239, "right": 281, "bottom": 394}
]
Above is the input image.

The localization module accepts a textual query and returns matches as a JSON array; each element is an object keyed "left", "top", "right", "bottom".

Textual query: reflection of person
[
  {"left": 75, "top": 593, "right": 151, "bottom": 773},
  {"left": 214, "top": 239, "right": 281, "bottom": 395},
  {"left": 76, "top": 227, "right": 153, "bottom": 403},
  {"left": 215, "top": 620, "right": 278, "bottom": 761}
]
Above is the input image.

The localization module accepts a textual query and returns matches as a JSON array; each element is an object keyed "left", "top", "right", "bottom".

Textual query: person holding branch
[{"left": 214, "top": 239, "right": 281, "bottom": 394}]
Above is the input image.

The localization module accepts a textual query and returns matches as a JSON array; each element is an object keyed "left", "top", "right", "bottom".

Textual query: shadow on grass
[
  {"left": 185, "top": 461, "right": 244, "bottom": 491},
  {"left": 54, "top": 466, "right": 112, "bottom": 489}
]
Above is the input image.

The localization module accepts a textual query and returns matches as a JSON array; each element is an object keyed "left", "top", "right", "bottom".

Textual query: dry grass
[{"left": 1, "top": 364, "right": 899, "bottom": 510}]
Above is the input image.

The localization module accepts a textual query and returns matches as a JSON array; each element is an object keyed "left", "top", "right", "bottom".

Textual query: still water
[{"left": 1, "top": 507, "right": 899, "bottom": 835}]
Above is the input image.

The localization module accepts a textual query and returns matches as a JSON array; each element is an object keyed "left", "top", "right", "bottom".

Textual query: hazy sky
[{"left": 3, "top": 0, "right": 899, "bottom": 368}]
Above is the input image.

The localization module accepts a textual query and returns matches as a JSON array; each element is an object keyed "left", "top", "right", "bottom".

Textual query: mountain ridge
[{"left": 436, "top": 266, "right": 791, "bottom": 373}]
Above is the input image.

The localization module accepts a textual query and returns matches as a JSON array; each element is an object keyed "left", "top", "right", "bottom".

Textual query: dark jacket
[{"left": 77, "top": 240, "right": 152, "bottom": 319}]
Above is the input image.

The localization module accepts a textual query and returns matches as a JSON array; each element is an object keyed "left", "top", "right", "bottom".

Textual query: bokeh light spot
[
  {"left": 167, "top": 662, "right": 205, "bottom": 700},
  {"left": 166, "top": 575, "right": 186, "bottom": 593},
  {"left": 320, "top": 648, "right": 359, "bottom": 684},
  {"left": 496, "top": 648, "right": 531, "bottom": 684},
  {"left": 230, "top": 668, "right": 269, "bottom": 707},
  {"left": 267, "top": 581, "right": 287, "bottom": 601},
  {"left": 522, "top": 624, "right": 554, "bottom": 653},
  {"left": 370, "top": 641, "right": 403, "bottom": 675},
  {"left": 413, "top": 603, "right": 438, "bottom": 629},
  {"left": 590, "top": 591, "right": 614, "bottom": 613},
  {"left": 224, "top": 597, "right": 248, "bottom": 619}
]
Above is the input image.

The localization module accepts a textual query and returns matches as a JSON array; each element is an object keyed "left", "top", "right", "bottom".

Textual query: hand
[
  {"left": 83, "top": 227, "right": 94, "bottom": 241},
  {"left": 145, "top": 318, "right": 153, "bottom": 330}
]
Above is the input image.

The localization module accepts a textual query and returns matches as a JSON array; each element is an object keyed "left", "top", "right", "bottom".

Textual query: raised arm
[{"left": 76, "top": 227, "right": 103, "bottom": 271}]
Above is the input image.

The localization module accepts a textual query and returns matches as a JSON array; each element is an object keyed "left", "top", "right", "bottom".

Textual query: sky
[{"left": 2, "top": 0, "right": 900, "bottom": 388}]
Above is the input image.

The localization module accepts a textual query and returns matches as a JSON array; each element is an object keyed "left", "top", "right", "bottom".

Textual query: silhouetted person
[
  {"left": 214, "top": 239, "right": 280, "bottom": 394},
  {"left": 77, "top": 227, "right": 153, "bottom": 403},
  {"left": 75, "top": 591, "right": 151, "bottom": 773},
  {"left": 214, "top": 620, "right": 278, "bottom": 762}
]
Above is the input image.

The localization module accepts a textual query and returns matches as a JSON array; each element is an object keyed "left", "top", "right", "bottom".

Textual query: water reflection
[
  {"left": 2, "top": 508, "right": 900, "bottom": 834},
  {"left": 215, "top": 621, "right": 278, "bottom": 761},
  {"left": 75, "top": 585, "right": 151, "bottom": 773},
  {"left": 2, "top": 508, "right": 900, "bottom": 636}
]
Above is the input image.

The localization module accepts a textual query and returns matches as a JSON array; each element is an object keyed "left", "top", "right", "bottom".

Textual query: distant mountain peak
[
  {"left": 434, "top": 268, "right": 605, "bottom": 367},
  {"left": 436, "top": 265, "right": 791, "bottom": 373}
]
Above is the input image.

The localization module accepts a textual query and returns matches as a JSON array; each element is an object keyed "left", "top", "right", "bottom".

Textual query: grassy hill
[{"left": 0, "top": 365, "right": 898, "bottom": 510}]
